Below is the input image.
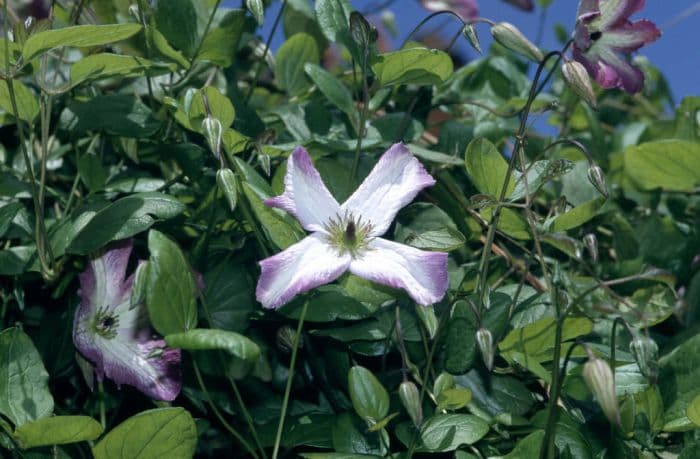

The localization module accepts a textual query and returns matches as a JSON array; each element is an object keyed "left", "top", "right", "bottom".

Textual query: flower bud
[
  {"left": 399, "top": 381, "right": 423, "bottom": 427},
  {"left": 587, "top": 165, "right": 608, "bottom": 199},
  {"left": 462, "top": 23, "right": 481, "bottom": 54},
  {"left": 128, "top": 4, "right": 141, "bottom": 22},
  {"left": 476, "top": 328, "right": 495, "bottom": 371},
  {"left": 129, "top": 261, "right": 149, "bottom": 310},
  {"left": 202, "top": 116, "right": 223, "bottom": 158},
  {"left": 276, "top": 325, "right": 302, "bottom": 354},
  {"left": 562, "top": 60, "right": 597, "bottom": 108},
  {"left": 217, "top": 168, "right": 239, "bottom": 212},
  {"left": 246, "top": 0, "right": 265, "bottom": 26},
  {"left": 350, "top": 12, "right": 375, "bottom": 50},
  {"left": 582, "top": 354, "right": 620, "bottom": 426},
  {"left": 630, "top": 335, "right": 659, "bottom": 384},
  {"left": 583, "top": 233, "right": 598, "bottom": 263},
  {"left": 491, "top": 22, "right": 543, "bottom": 62}
]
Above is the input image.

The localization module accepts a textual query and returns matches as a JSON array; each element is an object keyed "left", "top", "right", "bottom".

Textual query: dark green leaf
[
  {"left": 276, "top": 34, "right": 319, "bottom": 96},
  {"left": 348, "top": 366, "right": 389, "bottom": 423},
  {"left": 165, "top": 328, "right": 260, "bottom": 363},
  {"left": 418, "top": 414, "right": 489, "bottom": 452}
]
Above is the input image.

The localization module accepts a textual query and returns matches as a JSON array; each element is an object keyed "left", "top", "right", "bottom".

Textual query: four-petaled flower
[
  {"left": 73, "top": 240, "right": 181, "bottom": 401},
  {"left": 573, "top": 0, "right": 660, "bottom": 93},
  {"left": 256, "top": 143, "right": 449, "bottom": 309}
]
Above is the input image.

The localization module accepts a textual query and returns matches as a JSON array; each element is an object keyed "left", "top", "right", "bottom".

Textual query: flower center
[
  {"left": 589, "top": 31, "right": 602, "bottom": 41},
  {"left": 324, "top": 212, "right": 373, "bottom": 258},
  {"left": 93, "top": 306, "right": 119, "bottom": 339}
]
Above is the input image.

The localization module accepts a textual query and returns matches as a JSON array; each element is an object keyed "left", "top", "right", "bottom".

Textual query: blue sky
[{"left": 225, "top": 0, "right": 698, "bottom": 101}]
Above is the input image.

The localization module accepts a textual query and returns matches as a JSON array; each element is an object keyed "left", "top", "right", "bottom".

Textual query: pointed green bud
[
  {"left": 582, "top": 353, "right": 620, "bottom": 426},
  {"left": 276, "top": 325, "right": 302, "bottom": 354},
  {"left": 587, "top": 164, "right": 608, "bottom": 198},
  {"left": 583, "top": 233, "right": 598, "bottom": 263},
  {"left": 462, "top": 23, "right": 481, "bottom": 54},
  {"left": 217, "top": 168, "right": 239, "bottom": 212},
  {"left": 258, "top": 152, "right": 271, "bottom": 177},
  {"left": 399, "top": 381, "right": 423, "bottom": 427},
  {"left": 202, "top": 116, "right": 223, "bottom": 158},
  {"left": 630, "top": 335, "right": 659, "bottom": 384},
  {"left": 246, "top": 0, "right": 265, "bottom": 26},
  {"left": 476, "top": 328, "right": 495, "bottom": 371},
  {"left": 491, "top": 22, "right": 543, "bottom": 62},
  {"left": 129, "top": 261, "right": 149, "bottom": 310},
  {"left": 562, "top": 60, "right": 597, "bottom": 108},
  {"left": 350, "top": 12, "right": 375, "bottom": 50}
]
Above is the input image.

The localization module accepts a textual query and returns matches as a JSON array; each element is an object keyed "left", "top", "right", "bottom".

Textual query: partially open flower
[
  {"left": 256, "top": 144, "right": 448, "bottom": 309},
  {"left": 572, "top": 0, "right": 661, "bottom": 93},
  {"left": 420, "top": 0, "right": 479, "bottom": 21},
  {"left": 73, "top": 240, "right": 181, "bottom": 401}
]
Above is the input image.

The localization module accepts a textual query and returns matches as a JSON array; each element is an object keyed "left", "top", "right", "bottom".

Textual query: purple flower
[
  {"left": 503, "top": 0, "right": 534, "bottom": 11},
  {"left": 573, "top": 0, "right": 660, "bottom": 93},
  {"left": 73, "top": 240, "right": 181, "bottom": 401},
  {"left": 420, "top": 0, "right": 479, "bottom": 21},
  {"left": 256, "top": 143, "right": 449, "bottom": 309}
]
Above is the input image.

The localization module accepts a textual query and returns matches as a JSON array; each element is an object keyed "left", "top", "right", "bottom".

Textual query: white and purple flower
[
  {"left": 256, "top": 143, "right": 449, "bottom": 309},
  {"left": 73, "top": 240, "right": 181, "bottom": 401},
  {"left": 573, "top": 0, "right": 661, "bottom": 93},
  {"left": 420, "top": 0, "right": 479, "bottom": 20}
]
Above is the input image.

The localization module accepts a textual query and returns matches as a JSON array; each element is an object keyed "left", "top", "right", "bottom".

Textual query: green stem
[
  {"left": 245, "top": 0, "right": 287, "bottom": 104},
  {"left": 350, "top": 49, "right": 369, "bottom": 183},
  {"left": 192, "top": 359, "right": 260, "bottom": 459},
  {"left": 98, "top": 381, "right": 106, "bottom": 429},
  {"left": 271, "top": 300, "right": 308, "bottom": 459},
  {"left": 191, "top": 0, "right": 223, "bottom": 66},
  {"left": 540, "top": 315, "right": 563, "bottom": 459}
]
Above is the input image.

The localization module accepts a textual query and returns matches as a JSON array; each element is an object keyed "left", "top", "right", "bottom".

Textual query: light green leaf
[
  {"left": 92, "top": 408, "right": 197, "bottom": 459},
  {"left": 0, "top": 328, "right": 54, "bottom": 427},
  {"left": 624, "top": 140, "right": 700, "bottom": 191},
  {"left": 499, "top": 317, "right": 593, "bottom": 361},
  {"left": 550, "top": 198, "right": 605, "bottom": 232},
  {"left": 660, "top": 333, "right": 700, "bottom": 431},
  {"left": 276, "top": 33, "right": 319, "bottom": 96},
  {"left": 687, "top": 394, "right": 700, "bottom": 428},
  {"left": 0, "top": 79, "right": 39, "bottom": 123},
  {"left": 348, "top": 366, "right": 390, "bottom": 423},
  {"left": 165, "top": 328, "right": 260, "bottom": 362},
  {"left": 305, "top": 63, "right": 355, "bottom": 120},
  {"left": 315, "top": 0, "right": 353, "bottom": 45},
  {"left": 23, "top": 24, "right": 142, "bottom": 61},
  {"left": 465, "top": 137, "right": 513, "bottom": 197},
  {"left": 67, "top": 192, "right": 185, "bottom": 254},
  {"left": 371, "top": 47, "right": 453, "bottom": 87},
  {"left": 418, "top": 414, "right": 489, "bottom": 452},
  {"left": 241, "top": 181, "right": 304, "bottom": 250},
  {"left": 146, "top": 230, "right": 199, "bottom": 336},
  {"left": 70, "top": 53, "right": 168, "bottom": 88},
  {"left": 503, "top": 430, "right": 544, "bottom": 458},
  {"left": 14, "top": 416, "right": 102, "bottom": 449}
]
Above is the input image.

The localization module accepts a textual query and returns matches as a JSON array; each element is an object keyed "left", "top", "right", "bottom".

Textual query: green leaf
[
  {"left": 395, "top": 203, "right": 465, "bottom": 251},
  {"left": 499, "top": 317, "right": 593, "bottom": 361},
  {"left": 503, "top": 430, "right": 544, "bottom": 458},
  {"left": 280, "top": 285, "right": 378, "bottom": 322},
  {"left": 67, "top": 95, "right": 161, "bottom": 137},
  {"left": 154, "top": 0, "right": 200, "bottom": 56},
  {"left": 77, "top": 154, "right": 106, "bottom": 192},
  {"left": 315, "top": 0, "right": 353, "bottom": 46},
  {"left": 371, "top": 47, "right": 454, "bottom": 87},
  {"left": 550, "top": 198, "right": 605, "bottom": 232},
  {"left": 687, "top": 394, "right": 700, "bottom": 427},
  {"left": 92, "top": 408, "right": 197, "bottom": 459},
  {"left": 276, "top": 33, "right": 319, "bottom": 96},
  {"left": 624, "top": 140, "right": 700, "bottom": 191},
  {"left": 146, "top": 26, "right": 190, "bottom": 68},
  {"left": 188, "top": 86, "right": 236, "bottom": 130},
  {"left": 23, "top": 24, "right": 142, "bottom": 61},
  {"left": 0, "top": 202, "right": 23, "bottom": 238},
  {"left": 146, "top": 230, "right": 199, "bottom": 336},
  {"left": 457, "top": 371, "right": 535, "bottom": 417},
  {"left": 659, "top": 333, "right": 700, "bottom": 431},
  {"left": 304, "top": 63, "right": 355, "bottom": 120},
  {"left": 67, "top": 192, "right": 185, "bottom": 254},
  {"left": 198, "top": 10, "right": 246, "bottom": 67},
  {"left": 70, "top": 53, "right": 168, "bottom": 88},
  {"left": 331, "top": 412, "right": 386, "bottom": 456},
  {"left": 465, "top": 137, "right": 513, "bottom": 197},
  {"left": 241, "top": 181, "right": 304, "bottom": 250},
  {"left": 0, "top": 79, "right": 39, "bottom": 123},
  {"left": 14, "top": 416, "right": 103, "bottom": 449},
  {"left": 348, "top": 366, "right": 390, "bottom": 423},
  {"left": 165, "top": 328, "right": 260, "bottom": 363},
  {"left": 436, "top": 388, "right": 473, "bottom": 411},
  {"left": 0, "top": 328, "right": 54, "bottom": 427},
  {"left": 418, "top": 414, "right": 489, "bottom": 452}
]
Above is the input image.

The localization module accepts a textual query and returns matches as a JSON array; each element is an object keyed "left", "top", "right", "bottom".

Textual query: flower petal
[
  {"left": 341, "top": 143, "right": 435, "bottom": 237},
  {"left": 598, "top": 0, "right": 644, "bottom": 29},
  {"left": 577, "top": 0, "right": 600, "bottom": 20},
  {"left": 576, "top": 45, "right": 645, "bottom": 93},
  {"left": 421, "top": 0, "right": 479, "bottom": 20},
  {"left": 256, "top": 234, "right": 351, "bottom": 309},
  {"left": 265, "top": 146, "right": 340, "bottom": 232},
  {"left": 73, "top": 301, "right": 182, "bottom": 401},
  {"left": 503, "top": 0, "right": 534, "bottom": 11},
  {"left": 78, "top": 239, "right": 133, "bottom": 310},
  {"left": 598, "top": 19, "right": 660, "bottom": 52},
  {"left": 349, "top": 238, "right": 448, "bottom": 306}
]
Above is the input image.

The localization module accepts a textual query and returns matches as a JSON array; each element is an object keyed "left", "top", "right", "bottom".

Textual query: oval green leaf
[
  {"left": 165, "top": 328, "right": 260, "bottom": 363},
  {"left": 14, "top": 416, "right": 103, "bottom": 449},
  {"left": 371, "top": 47, "right": 453, "bottom": 87},
  {"left": 23, "top": 24, "right": 142, "bottom": 61},
  {"left": 348, "top": 366, "right": 390, "bottom": 423}
]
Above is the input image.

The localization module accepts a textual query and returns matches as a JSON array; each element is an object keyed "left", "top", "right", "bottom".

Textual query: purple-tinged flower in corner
[
  {"left": 420, "top": 0, "right": 479, "bottom": 21},
  {"left": 73, "top": 240, "right": 181, "bottom": 401},
  {"left": 573, "top": 0, "right": 660, "bottom": 93},
  {"left": 256, "top": 143, "right": 448, "bottom": 309}
]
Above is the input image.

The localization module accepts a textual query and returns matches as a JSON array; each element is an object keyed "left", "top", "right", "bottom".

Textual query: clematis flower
[
  {"left": 420, "top": 0, "right": 479, "bottom": 21},
  {"left": 256, "top": 143, "right": 448, "bottom": 309},
  {"left": 73, "top": 240, "right": 181, "bottom": 401},
  {"left": 572, "top": 0, "right": 660, "bottom": 93}
]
